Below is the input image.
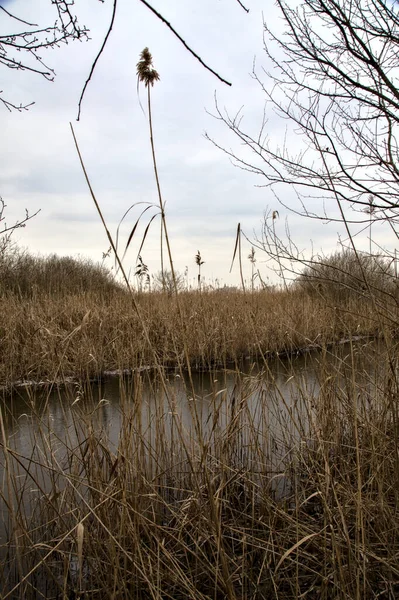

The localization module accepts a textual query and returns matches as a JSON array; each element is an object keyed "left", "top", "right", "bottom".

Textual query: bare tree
[
  {"left": 297, "top": 248, "right": 396, "bottom": 302},
  {"left": 209, "top": 0, "right": 399, "bottom": 255},
  {"left": 152, "top": 269, "right": 185, "bottom": 294}
]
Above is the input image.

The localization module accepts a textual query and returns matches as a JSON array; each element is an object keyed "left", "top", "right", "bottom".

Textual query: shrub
[
  {"left": 0, "top": 246, "right": 121, "bottom": 297},
  {"left": 297, "top": 249, "right": 396, "bottom": 302},
  {"left": 152, "top": 270, "right": 186, "bottom": 293}
]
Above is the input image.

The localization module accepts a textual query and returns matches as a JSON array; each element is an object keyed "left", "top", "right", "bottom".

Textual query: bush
[
  {"left": 0, "top": 246, "right": 121, "bottom": 297},
  {"left": 297, "top": 249, "right": 396, "bottom": 302},
  {"left": 152, "top": 270, "right": 186, "bottom": 293}
]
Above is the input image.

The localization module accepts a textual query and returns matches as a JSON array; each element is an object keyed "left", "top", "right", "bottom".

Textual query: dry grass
[
  {"left": 1, "top": 338, "right": 399, "bottom": 598},
  {"left": 0, "top": 284, "right": 384, "bottom": 386},
  {"left": 0, "top": 250, "right": 391, "bottom": 386}
]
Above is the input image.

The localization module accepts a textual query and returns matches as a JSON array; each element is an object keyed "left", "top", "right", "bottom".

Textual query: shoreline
[{"left": 1, "top": 333, "right": 376, "bottom": 395}]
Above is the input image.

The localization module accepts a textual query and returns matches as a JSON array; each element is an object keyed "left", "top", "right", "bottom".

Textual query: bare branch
[
  {"left": 0, "top": 6, "right": 38, "bottom": 27},
  {"left": 211, "top": 0, "right": 399, "bottom": 233},
  {"left": 0, "top": 197, "right": 40, "bottom": 255},
  {"left": 2, "top": 0, "right": 242, "bottom": 113},
  {"left": 77, "top": 0, "right": 118, "bottom": 121},
  {"left": 138, "top": 0, "right": 232, "bottom": 86},
  {"left": 0, "top": 0, "right": 92, "bottom": 111},
  {"left": 236, "top": 0, "right": 250, "bottom": 13}
]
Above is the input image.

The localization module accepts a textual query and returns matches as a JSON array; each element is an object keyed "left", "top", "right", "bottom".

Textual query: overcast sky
[{"left": 1, "top": 0, "right": 390, "bottom": 288}]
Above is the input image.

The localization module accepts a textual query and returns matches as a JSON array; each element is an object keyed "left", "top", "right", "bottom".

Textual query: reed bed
[{"left": 0, "top": 284, "right": 384, "bottom": 387}]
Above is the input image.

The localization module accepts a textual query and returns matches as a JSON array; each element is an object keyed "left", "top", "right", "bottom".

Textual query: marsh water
[
  {"left": 1, "top": 340, "right": 382, "bottom": 493},
  {"left": 0, "top": 338, "right": 387, "bottom": 595}
]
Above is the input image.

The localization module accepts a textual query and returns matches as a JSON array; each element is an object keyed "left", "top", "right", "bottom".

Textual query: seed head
[{"left": 137, "top": 47, "right": 160, "bottom": 87}]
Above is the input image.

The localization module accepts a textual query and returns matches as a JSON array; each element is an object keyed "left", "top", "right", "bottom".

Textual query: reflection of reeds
[{"left": 1, "top": 340, "right": 399, "bottom": 598}]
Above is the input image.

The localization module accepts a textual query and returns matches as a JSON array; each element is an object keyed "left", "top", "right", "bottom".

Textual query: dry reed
[{"left": 1, "top": 337, "right": 399, "bottom": 598}]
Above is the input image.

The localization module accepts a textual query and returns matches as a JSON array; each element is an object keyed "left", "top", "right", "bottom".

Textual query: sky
[{"left": 0, "top": 0, "right": 391, "bottom": 288}]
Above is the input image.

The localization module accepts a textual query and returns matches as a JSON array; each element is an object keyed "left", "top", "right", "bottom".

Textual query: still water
[
  {"left": 2, "top": 351, "right": 321, "bottom": 475},
  {"left": 0, "top": 339, "right": 387, "bottom": 596},
  {"left": 1, "top": 339, "right": 382, "bottom": 497}
]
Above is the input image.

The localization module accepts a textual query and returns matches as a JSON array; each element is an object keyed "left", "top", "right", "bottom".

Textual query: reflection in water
[
  {"left": 1, "top": 354, "right": 314, "bottom": 469},
  {"left": 0, "top": 338, "right": 389, "bottom": 594},
  {"left": 1, "top": 339, "right": 384, "bottom": 470}
]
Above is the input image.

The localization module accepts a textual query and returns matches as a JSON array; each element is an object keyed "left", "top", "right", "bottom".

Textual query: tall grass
[
  {"left": 1, "top": 236, "right": 398, "bottom": 598},
  {"left": 1, "top": 337, "right": 399, "bottom": 598},
  {"left": 1, "top": 248, "right": 398, "bottom": 597},
  {"left": 0, "top": 259, "right": 385, "bottom": 386}
]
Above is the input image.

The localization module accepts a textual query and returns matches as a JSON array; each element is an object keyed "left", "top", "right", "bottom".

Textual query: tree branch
[
  {"left": 77, "top": 0, "right": 118, "bottom": 121},
  {"left": 137, "top": 0, "right": 232, "bottom": 86}
]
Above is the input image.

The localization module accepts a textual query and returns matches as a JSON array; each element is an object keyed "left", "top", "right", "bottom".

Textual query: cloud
[{"left": 2, "top": 0, "right": 390, "bottom": 287}]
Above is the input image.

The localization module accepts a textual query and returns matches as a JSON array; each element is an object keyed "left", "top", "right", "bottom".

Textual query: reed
[
  {"left": 1, "top": 336, "right": 398, "bottom": 598},
  {"left": 1, "top": 215, "right": 396, "bottom": 600},
  {"left": 0, "top": 272, "right": 384, "bottom": 387}
]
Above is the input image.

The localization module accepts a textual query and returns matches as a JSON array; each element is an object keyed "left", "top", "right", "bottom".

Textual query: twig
[
  {"left": 236, "top": 0, "right": 249, "bottom": 13},
  {"left": 138, "top": 0, "right": 232, "bottom": 86},
  {"left": 0, "top": 6, "right": 38, "bottom": 27},
  {"left": 77, "top": 0, "right": 118, "bottom": 120}
]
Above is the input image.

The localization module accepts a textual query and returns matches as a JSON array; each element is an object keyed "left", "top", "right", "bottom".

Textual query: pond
[{"left": 0, "top": 337, "right": 387, "bottom": 597}]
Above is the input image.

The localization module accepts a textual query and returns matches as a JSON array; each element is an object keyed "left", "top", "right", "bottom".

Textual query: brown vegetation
[
  {"left": 3, "top": 0, "right": 399, "bottom": 592},
  {"left": 1, "top": 337, "right": 399, "bottom": 598},
  {"left": 0, "top": 250, "right": 387, "bottom": 386},
  {"left": 0, "top": 250, "right": 398, "bottom": 598},
  {"left": 297, "top": 249, "right": 397, "bottom": 303}
]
